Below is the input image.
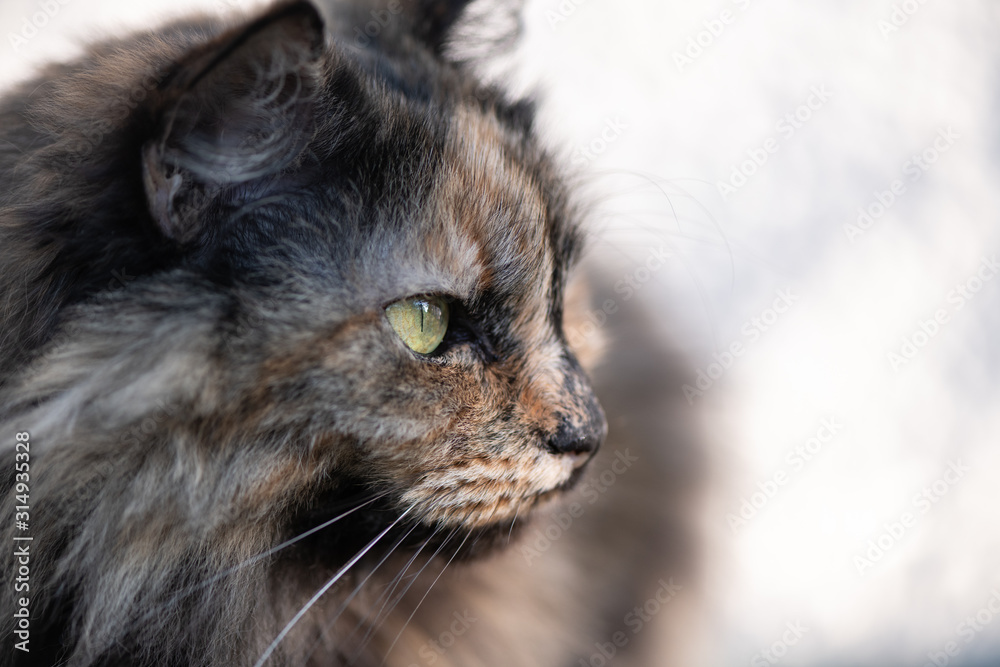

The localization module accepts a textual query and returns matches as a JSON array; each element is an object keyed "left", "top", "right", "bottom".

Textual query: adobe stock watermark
[
  {"left": 64, "top": 72, "right": 164, "bottom": 165},
  {"left": 922, "top": 588, "right": 1000, "bottom": 667},
  {"left": 544, "top": 0, "right": 592, "bottom": 31},
  {"left": 888, "top": 255, "right": 997, "bottom": 372},
  {"left": 565, "top": 245, "right": 672, "bottom": 349},
  {"left": 716, "top": 86, "right": 832, "bottom": 201},
  {"left": 213, "top": 0, "right": 242, "bottom": 12},
  {"left": 520, "top": 449, "right": 639, "bottom": 566},
  {"left": 853, "top": 459, "right": 969, "bottom": 575},
  {"left": 843, "top": 126, "right": 959, "bottom": 243},
  {"left": 571, "top": 117, "right": 628, "bottom": 167},
  {"left": 877, "top": 0, "right": 935, "bottom": 40},
  {"left": 11, "top": 431, "right": 32, "bottom": 653},
  {"left": 350, "top": 0, "right": 404, "bottom": 47},
  {"left": 48, "top": 399, "right": 180, "bottom": 506},
  {"left": 7, "top": 0, "right": 73, "bottom": 53},
  {"left": 726, "top": 417, "right": 844, "bottom": 535},
  {"left": 24, "top": 265, "right": 137, "bottom": 381},
  {"left": 683, "top": 288, "right": 799, "bottom": 405},
  {"left": 406, "top": 609, "right": 478, "bottom": 666},
  {"left": 577, "top": 578, "right": 683, "bottom": 667},
  {"left": 119, "top": 398, "right": 181, "bottom": 449},
  {"left": 750, "top": 620, "right": 810, "bottom": 666},
  {"left": 672, "top": 0, "right": 755, "bottom": 73}
]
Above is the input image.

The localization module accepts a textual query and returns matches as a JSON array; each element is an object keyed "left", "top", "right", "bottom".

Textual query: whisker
[
  {"left": 352, "top": 523, "right": 444, "bottom": 641},
  {"left": 378, "top": 527, "right": 474, "bottom": 666},
  {"left": 250, "top": 492, "right": 390, "bottom": 567},
  {"left": 506, "top": 499, "right": 523, "bottom": 546},
  {"left": 140, "top": 491, "right": 389, "bottom": 625},
  {"left": 349, "top": 526, "right": 458, "bottom": 664},
  {"left": 300, "top": 519, "right": 422, "bottom": 664},
  {"left": 351, "top": 532, "right": 428, "bottom": 647},
  {"left": 252, "top": 505, "right": 413, "bottom": 667}
]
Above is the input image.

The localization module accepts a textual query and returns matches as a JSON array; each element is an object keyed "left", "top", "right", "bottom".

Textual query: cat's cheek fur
[
  {"left": 380, "top": 355, "right": 601, "bottom": 528},
  {"left": 231, "top": 282, "right": 599, "bottom": 530}
]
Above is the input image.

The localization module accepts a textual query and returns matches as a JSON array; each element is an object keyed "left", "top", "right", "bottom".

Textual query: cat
[{"left": 0, "top": 1, "right": 705, "bottom": 665}]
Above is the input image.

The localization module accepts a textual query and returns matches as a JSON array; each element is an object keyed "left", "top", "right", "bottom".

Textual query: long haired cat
[{"left": 0, "top": 1, "right": 704, "bottom": 665}]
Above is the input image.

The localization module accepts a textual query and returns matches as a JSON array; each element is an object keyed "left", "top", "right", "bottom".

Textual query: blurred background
[{"left": 1, "top": 1, "right": 998, "bottom": 665}]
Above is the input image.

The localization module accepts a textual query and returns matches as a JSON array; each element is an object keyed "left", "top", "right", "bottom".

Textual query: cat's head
[{"left": 12, "top": 0, "right": 605, "bottom": 553}]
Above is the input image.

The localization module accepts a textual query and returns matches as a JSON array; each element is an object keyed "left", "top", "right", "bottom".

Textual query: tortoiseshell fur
[{"left": 0, "top": 2, "right": 705, "bottom": 666}]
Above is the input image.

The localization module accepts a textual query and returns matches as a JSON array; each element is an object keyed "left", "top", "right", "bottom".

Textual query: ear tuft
[
  {"left": 409, "top": 0, "right": 476, "bottom": 53},
  {"left": 439, "top": 0, "right": 524, "bottom": 62},
  {"left": 349, "top": 0, "right": 479, "bottom": 55},
  {"left": 143, "top": 1, "right": 326, "bottom": 244}
]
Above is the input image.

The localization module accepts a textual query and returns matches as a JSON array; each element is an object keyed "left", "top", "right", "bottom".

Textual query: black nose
[
  {"left": 544, "top": 352, "right": 607, "bottom": 458},
  {"left": 546, "top": 401, "right": 607, "bottom": 457}
]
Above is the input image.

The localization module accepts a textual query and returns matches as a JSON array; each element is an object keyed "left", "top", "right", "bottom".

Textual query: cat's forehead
[
  {"left": 429, "top": 106, "right": 553, "bottom": 294},
  {"left": 291, "top": 51, "right": 581, "bottom": 317},
  {"left": 336, "top": 99, "right": 571, "bottom": 312}
]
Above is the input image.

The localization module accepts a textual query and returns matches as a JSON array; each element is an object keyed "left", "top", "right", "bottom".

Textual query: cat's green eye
[{"left": 385, "top": 295, "right": 450, "bottom": 355}]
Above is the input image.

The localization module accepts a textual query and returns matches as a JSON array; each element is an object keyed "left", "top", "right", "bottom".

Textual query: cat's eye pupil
[{"left": 385, "top": 295, "right": 449, "bottom": 355}]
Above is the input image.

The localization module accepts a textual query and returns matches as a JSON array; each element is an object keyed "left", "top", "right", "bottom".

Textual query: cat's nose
[
  {"left": 543, "top": 353, "right": 607, "bottom": 464},
  {"left": 547, "top": 401, "right": 607, "bottom": 464}
]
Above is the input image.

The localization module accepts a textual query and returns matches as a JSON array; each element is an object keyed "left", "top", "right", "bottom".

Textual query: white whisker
[
  {"left": 349, "top": 526, "right": 457, "bottom": 664},
  {"left": 353, "top": 523, "right": 443, "bottom": 642},
  {"left": 506, "top": 499, "right": 523, "bottom": 546},
  {"left": 378, "top": 528, "right": 473, "bottom": 666},
  {"left": 253, "top": 505, "right": 413, "bottom": 667},
  {"left": 141, "top": 491, "right": 389, "bottom": 625},
  {"left": 301, "top": 519, "right": 423, "bottom": 664}
]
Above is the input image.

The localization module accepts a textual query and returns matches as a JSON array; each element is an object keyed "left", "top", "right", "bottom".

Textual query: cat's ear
[{"left": 143, "top": 1, "right": 325, "bottom": 244}]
